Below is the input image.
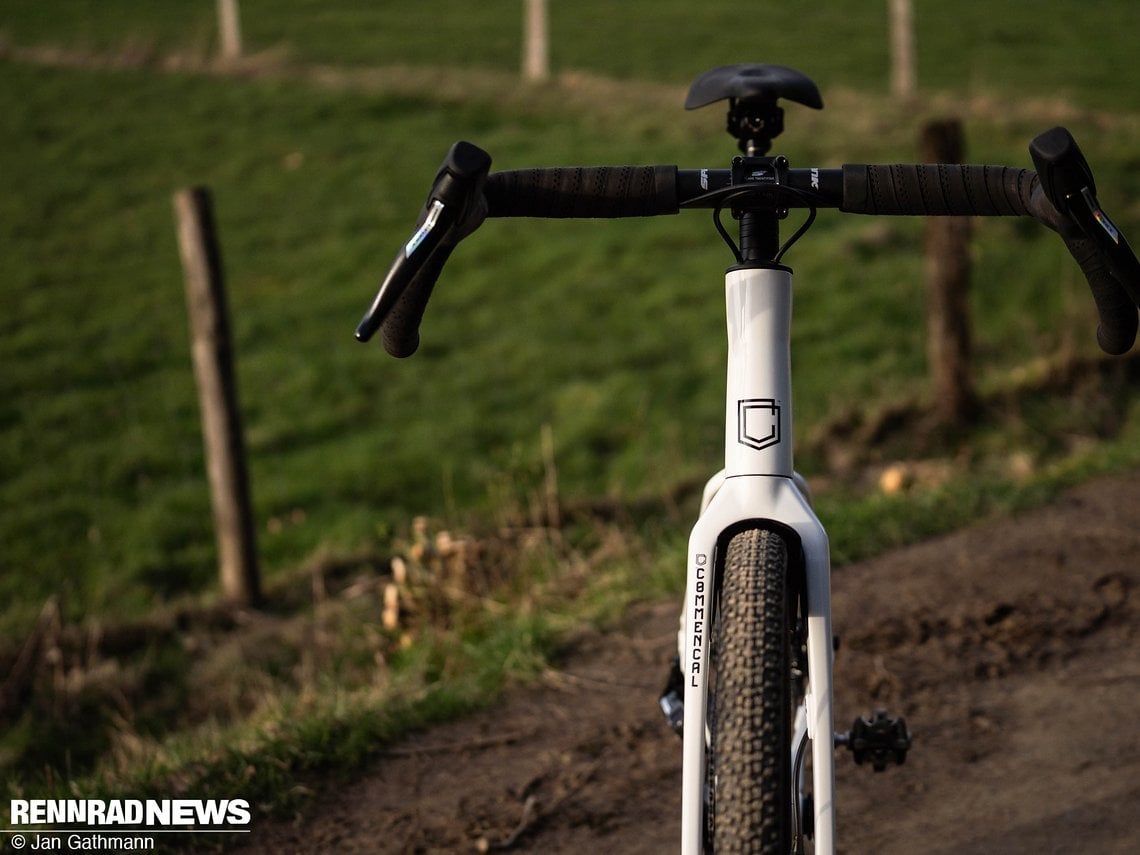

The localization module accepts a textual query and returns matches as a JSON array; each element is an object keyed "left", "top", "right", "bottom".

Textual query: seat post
[
  {"left": 723, "top": 91, "right": 790, "bottom": 265},
  {"left": 685, "top": 64, "right": 823, "bottom": 266}
]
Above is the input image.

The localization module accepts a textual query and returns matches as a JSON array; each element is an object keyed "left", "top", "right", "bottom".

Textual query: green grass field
[
  {"left": 3, "top": 0, "right": 1140, "bottom": 796},
  {"left": 4, "top": 1, "right": 1140, "bottom": 628}
]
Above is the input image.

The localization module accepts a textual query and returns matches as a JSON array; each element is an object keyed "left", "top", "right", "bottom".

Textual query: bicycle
[{"left": 354, "top": 64, "right": 1140, "bottom": 854}]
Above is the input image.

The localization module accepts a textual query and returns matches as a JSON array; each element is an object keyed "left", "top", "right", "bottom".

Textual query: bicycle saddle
[{"left": 685, "top": 64, "right": 823, "bottom": 111}]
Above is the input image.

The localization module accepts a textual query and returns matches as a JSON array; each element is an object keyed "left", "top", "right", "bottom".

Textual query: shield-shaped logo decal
[{"left": 738, "top": 399, "right": 781, "bottom": 451}]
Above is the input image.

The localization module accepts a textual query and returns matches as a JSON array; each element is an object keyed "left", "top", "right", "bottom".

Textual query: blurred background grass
[
  {"left": 2, "top": 0, "right": 1140, "bottom": 795},
  {"left": 4, "top": 0, "right": 1140, "bottom": 632}
]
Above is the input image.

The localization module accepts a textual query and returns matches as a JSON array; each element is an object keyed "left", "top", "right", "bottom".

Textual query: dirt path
[{"left": 236, "top": 471, "right": 1140, "bottom": 854}]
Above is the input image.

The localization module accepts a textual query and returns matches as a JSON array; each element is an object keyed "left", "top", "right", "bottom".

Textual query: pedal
[
  {"left": 658, "top": 656, "right": 685, "bottom": 737},
  {"left": 836, "top": 709, "right": 912, "bottom": 771}
]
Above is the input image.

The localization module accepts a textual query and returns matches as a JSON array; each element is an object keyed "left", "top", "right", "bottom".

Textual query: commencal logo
[{"left": 737, "top": 398, "right": 781, "bottom": 451}]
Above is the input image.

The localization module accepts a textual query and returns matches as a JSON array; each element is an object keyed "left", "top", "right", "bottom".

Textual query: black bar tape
[
  {"left": 842, "top": 164, "right": 1038, "bottom": 217},
  {"left": 485, "top": 165, "right": 679, "bottom": 218}
]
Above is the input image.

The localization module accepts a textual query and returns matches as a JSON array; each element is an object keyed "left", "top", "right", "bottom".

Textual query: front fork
[{"left": 678, "top": 473, "right": 836, "bottom": 855}]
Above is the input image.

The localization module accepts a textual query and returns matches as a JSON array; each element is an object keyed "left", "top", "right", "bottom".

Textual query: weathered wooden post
[
  {"left": 523, "top": 0, "right": 550, "bottom": 82},
  {"left": 921, "top": 119, "right": 978, "bottom": 424},
  {"left": 173, "top": 187, "right": 261, "bottom": 607},
  {"left": 890, "top": 0, "right": 916, "bottom": 101},
  {"left": 217, "top": 0, "right": 243, "bottom": 61}
]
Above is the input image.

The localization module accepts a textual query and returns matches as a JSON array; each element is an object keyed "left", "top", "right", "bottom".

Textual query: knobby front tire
[{"left": 707, "top": 527, "right": 795, "bottom": 854}]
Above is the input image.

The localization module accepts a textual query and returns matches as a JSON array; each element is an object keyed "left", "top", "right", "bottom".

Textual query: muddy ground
[{"left": 236, "top": 471, "right": 1140, "bottom": 854}]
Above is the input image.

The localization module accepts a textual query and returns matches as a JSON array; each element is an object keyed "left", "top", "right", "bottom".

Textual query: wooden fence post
[
  {"left": 890, "top": 0, "right": 916, "bottom": 101},
  {"left": 217, "top": 0, "right": 243, "bottom": 61},
  {"left": 522, "top": 0, "right": 549, "bottom": 82},
  {"left": 173, "top": 187, "right": 261, "bottom": 607},
  {"left": 921, "top": 119, "right": 978, "bottom": 425}
]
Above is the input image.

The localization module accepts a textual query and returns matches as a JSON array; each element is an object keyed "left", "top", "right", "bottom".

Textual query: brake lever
[
  {"left": 354, "top": 200, "right": 455, "bottom": 343},
  {"left": 1030, "top": 127, "right": 1135, "bottom": 274},
  {"left": 355, "top": 141, "right": 492, "bottom": 346},
  {"left": 1030, "top": 127, "right": 1140, "bottom": 355},
  {"left": 1074, "top": 185, "right": 1123, "bottom": 247}
]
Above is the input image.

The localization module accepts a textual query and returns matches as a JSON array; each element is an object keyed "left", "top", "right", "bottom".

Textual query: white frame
[{"left": 679, "top": 265, "right": 836, "bottom": 854}]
